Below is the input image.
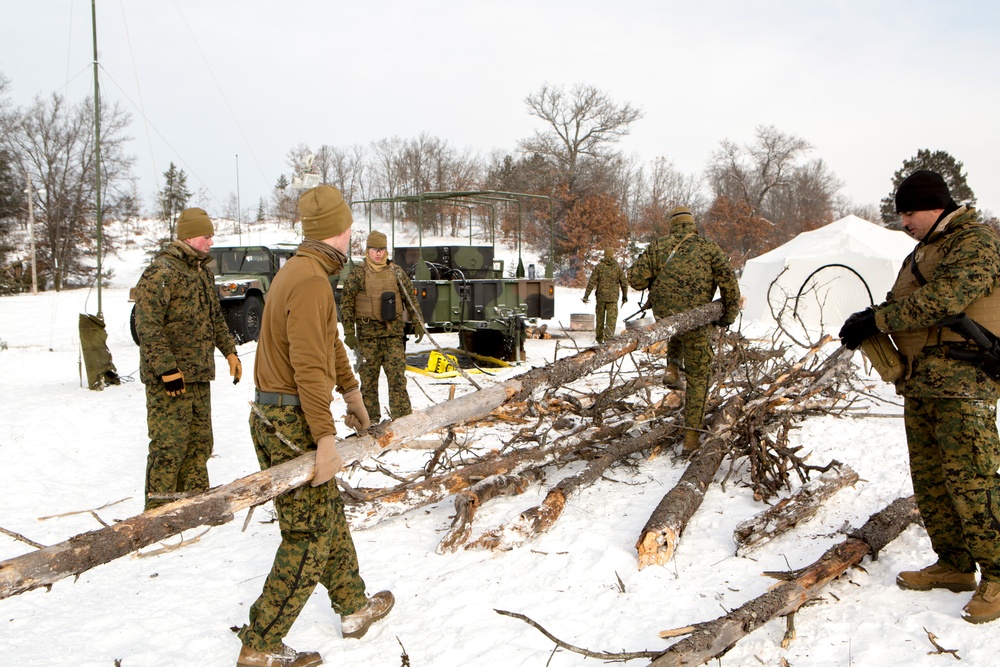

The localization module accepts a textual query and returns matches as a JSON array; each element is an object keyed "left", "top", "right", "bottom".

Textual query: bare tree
[
  {"left": 519, "top": 83, "right": 642, "bottom": 195},
  {"left": 3, "top": 92, "right": 134, "bottom": 290}
]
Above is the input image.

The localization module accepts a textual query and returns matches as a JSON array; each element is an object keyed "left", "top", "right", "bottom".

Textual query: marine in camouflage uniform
[
  {"left": 239, "top": 185, "right": 390, "bottom": 666},
  {"left": 840, "top": 171, "right": 1000, "bottom": 624},
  {"left": 627, "top": 206, "right": 740, "bottom": 452},
  {"left": 340, "top": 230, "right": 420, "bottom": 422},
  {"left": 133, "top": 208, "right": 239, "bottom": 511},
  {"left": 583, "top": 248, "right": 628, "bottom": 343}
]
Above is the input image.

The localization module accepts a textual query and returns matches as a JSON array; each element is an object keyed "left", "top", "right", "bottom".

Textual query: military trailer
[{"left": 354, "top": 190, "right": 556, "bottom": 361}]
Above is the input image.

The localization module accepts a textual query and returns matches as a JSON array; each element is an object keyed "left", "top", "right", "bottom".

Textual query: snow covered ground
[{"left": 1, "top": 226, "right": 998, "bottom": 667}]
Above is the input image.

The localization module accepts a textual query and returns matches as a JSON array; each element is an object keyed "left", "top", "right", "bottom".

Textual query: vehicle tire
[
  {"left": 235, "top": 295, "right": 263, "bottom": 344},
  {"left": 130, "top": 304, "right": 140, "bottom": 346}
]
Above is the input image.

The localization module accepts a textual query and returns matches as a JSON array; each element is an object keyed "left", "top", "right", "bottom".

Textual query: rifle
[{"left": 941, "top": 313, "right": 1000, "bottom": 381}]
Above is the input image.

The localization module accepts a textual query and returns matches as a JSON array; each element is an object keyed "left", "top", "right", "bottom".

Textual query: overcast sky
[{"left": 3, "top": 0, "right": 999, "bottom": 220}]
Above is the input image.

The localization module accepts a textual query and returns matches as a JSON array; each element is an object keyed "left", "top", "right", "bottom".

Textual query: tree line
[{"left": 0, "top": 72, "right": 987, "bottom": 293}]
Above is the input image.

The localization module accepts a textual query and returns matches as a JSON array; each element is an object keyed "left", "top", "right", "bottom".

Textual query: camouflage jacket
[
  {"left": 627, "top": 219, "right": 741, "bottom": 325},
  {"left": 134, "top": 240, "right": 236, "bottom": 385},
  {"left": 874, "top": 206, "right": 1000, "bottom": 399},
  {"left": 584, "top": 257, "right": 628, "bottom": 303},
  {"left": 340, "top": 260, "right": 418, "bottom": 338}
]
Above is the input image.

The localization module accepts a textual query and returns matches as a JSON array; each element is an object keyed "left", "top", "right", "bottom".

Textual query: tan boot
[
  {"left": 663, "top": 364, "right": 680, "bottom": 386},
  {"left": 896, "top": 562, "right": 977, "bottom": 592},
  {"left": 237, "top": 643, "right": 322, "bottom": 667},
  {"left": 683, "top": 430, "right": 701, "bottom": 454},
  {"left": 963, "top": 581, "right": 1000, "bottom": 624},
  {"left": 341, "top": 590, "right": 395, "bottom": 639}
]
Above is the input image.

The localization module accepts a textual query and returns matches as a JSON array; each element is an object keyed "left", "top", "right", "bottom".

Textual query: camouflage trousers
[
  {"left": 904, "top": 397, "right": 1000, "bottom": 581},
  {"left": 357, "top": 336, "right": 412, "bottom": 421},
  {"left": 667, "top": 328, "right": 714, "bottom": 431},
  {"left": 595, "top": 300, "right": 619, "bottom": 344},
  {"left": 143, "top": 381, "right": 213, "bottom": 511},
  {"left": 239, "top": 404, "right": 368, "bottom": 651}
]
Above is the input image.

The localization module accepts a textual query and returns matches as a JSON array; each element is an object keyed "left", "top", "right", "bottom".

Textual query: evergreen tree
[
  {"left": 158, "top": 162, "right": 191, "bottom": 237},
  {"left": 880, "top": 149, "right": 975, "bottom": 225}
]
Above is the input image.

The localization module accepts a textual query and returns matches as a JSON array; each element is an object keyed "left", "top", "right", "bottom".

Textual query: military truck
[
  {"left": 129, "top": 243, "right": 300, "bottom": 346},
  {"left": 354, "top": 190, "right": 556, "bottom": 361}
]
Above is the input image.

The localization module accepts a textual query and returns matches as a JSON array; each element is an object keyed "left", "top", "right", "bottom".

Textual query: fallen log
[
  {"left": 734, "top": 464, "right": 859, "bottom": 555},
  {"left": 345, "top": 422, "right": 628, "bottom": 530},
  {"left": 469, "top": 422, "right": 680, "bottom": 552},
  {"left": 651, "top": 496, "right": 919, "bottom": 667},
  {"left": 635, "top": 396, "right": 745, "bottom": 569},
  {"left": 636, "top": 341, "right": 850, "bottom": 569},
  {"left": 437, "top": 469, "right": 545, "bottom": 554},
  {"left": 0, "top": 303, "right": 721, "bottom": 600}
]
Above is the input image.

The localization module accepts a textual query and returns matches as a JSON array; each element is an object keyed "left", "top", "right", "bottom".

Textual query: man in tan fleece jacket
[{"left": 237, "top": 185, "right": 394, "bottom": 667}]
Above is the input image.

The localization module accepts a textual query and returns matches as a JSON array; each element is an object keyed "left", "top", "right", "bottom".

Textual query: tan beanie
[
  {"left": 668, "top": 205, "right": 694, "bottom": 225},
  {"left": 367, "top": 230, "right": 388, "bottom": 249},
  {"left": 299, "top": 185, "right": 353, "bottom": 240},
  {"left": 176, "top": 208, "right": 214, "bottom": 240}
]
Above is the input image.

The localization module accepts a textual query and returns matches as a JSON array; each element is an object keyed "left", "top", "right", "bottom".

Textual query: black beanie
[{"left": 895, "top": 170, "right": 954, "bottom": 213}]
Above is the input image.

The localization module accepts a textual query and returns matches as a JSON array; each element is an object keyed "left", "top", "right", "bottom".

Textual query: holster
[{"left": 860, "top": 333, "right": 905, "bottom": 383}]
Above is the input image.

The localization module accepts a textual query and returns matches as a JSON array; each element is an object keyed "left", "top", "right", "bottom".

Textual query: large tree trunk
[
  {"left": 635, "top": 397, "right": 745, "bottom": 569},
  {"left": 0, "top": 302, "right": 724, "bottom": 600},
  {"left": 635, "top": 341, "right": 850, "bottom": 569},
  {"left": 651, "top": 496, "right": 919, "bottom": 667}
]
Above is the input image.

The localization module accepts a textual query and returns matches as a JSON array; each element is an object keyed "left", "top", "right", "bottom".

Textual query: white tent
[{"left": 739, "top": 215, "right": 916, "bottom": 335}]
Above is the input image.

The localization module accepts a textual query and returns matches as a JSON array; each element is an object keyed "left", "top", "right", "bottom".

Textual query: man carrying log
[
  {"left": 839, "top": 170, "right": 1000, "bottom": 625},
  {"left": 236, "top": 185, "right": 393, "bottom": 667},
  {"left": 627, "top": 205, "right": 741, "bottom": 453}
]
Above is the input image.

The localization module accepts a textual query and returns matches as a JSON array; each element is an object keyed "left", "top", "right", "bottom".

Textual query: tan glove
[
  {"left": 311, "top": 434, "right": 343, "bottom": 486},
  {"left": 342, "top": 387, "right": 371, "bottom": 432},
  {"left": 226, "top": 353, "right": 242, "bottom": 384},
  {"left": 161, "top": 369, "right": 186, "bottom": 397}
]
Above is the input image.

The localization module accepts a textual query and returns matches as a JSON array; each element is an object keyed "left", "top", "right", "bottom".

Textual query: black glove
[
  {"left": 161, "top": 369, "right": 186, "bottom": 396},
  {"left": 839, "top": 308, "right": 879, "bottom": 350}
]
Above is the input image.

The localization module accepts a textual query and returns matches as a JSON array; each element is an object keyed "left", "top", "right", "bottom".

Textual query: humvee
[{"left": 130, "top": 243, "right": 330, "bottom": 346}]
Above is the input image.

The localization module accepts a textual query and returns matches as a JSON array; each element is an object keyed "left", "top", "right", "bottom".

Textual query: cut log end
[{"left": 636, "top": 528, "right": 677, "bottom": 570}]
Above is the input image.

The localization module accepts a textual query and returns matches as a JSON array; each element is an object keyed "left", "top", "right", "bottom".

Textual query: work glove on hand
[
  {"left": 161, "top": 369, "right": 186, "bottom": 396},
  {"left": 227, "top": 353, "right": 242, "bottom": 384},
  {"left": 311, "top": 434, "right": 343, "bottom": 487},
  {"left": 621, "top": 296, "right": 628, "bottom": 305},
  {"left": 839, "top": 308, "right": 879, "bottom": 350},
  {"left": 413, "top": 322, "right": 425, "bottom": 344},
  {"left": 582, "top": 296, "right": 590, "bottom": 304},
  {"left": 342, "top": 387, "right": 371, "bottom": 432},
  {"left": 343, "top": 333, "right": 358, "bottom": 350}
]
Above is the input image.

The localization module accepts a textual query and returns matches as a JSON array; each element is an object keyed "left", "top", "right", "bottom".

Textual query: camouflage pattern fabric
[
  {"left": 239, "top": 404, "right": 368, "bottom": 651},
  {"left": 594, "top": 300, "right": 619, "bottom": 344},
  {"left": 340, "top": 262, "right": 417, "bottom": 339},
  {"left": 134, "top": 240, "right": 236, "bottom": 384},
  {"left": 667, "top": 332, "right": 714, "bottom": 431},
  {"left": 356, "top": 336, "right": 411, "bottom": 421},
  {"left": 628, "top": 217, "right": 739, "bottom": 432},
  {"left": 341, "top": 261, "right": 416, "bottom": 421},
  {"left": 143, "top": 381, "right": 212, "bottom": 511},
  {"left": 869, "top": 206, "right": 1000, "bottom": 583},
  {"left": 904, "top": 397, "right": 1000, "bottom": 581},
  {"left": 626, "top": 218, "right": 740, "bottom": 326},
  {"left": 134, "top": 240, "right": 236, "bottom": 510},
  {"left": 584, "top": 257, "right": 628, "bottom": 304},
  {"left": 585, "top": 257, "right": 627, "bottom": 343},
  {"left": 875, "top": 207, "right": 1000, "bottom": 399}
]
